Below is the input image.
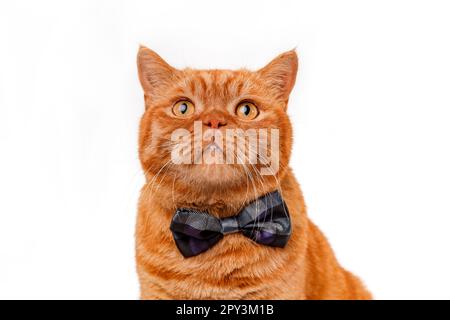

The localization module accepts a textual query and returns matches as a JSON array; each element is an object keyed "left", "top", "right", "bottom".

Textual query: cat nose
[{"left": 203, "top": 117, "right": 227, "bottom": 129}]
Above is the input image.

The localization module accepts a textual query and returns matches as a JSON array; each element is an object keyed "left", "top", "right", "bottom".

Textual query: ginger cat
[{"left": 135, "top": 46, "right": 371, "bottom": 300}]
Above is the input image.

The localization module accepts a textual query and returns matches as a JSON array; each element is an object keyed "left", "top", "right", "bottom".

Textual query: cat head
[{"left": 137, "top": 46, "right": 298, "bottom": 199}]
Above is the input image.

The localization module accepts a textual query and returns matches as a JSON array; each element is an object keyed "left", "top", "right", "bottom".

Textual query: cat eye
[
  {"left": 235, "top": 102, "right": 259, "bottom": 120},
  {"left": 172, "top": 100, "right": 195, "bottom": 117}
]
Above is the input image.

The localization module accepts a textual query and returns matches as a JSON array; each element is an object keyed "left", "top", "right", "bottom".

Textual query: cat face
[{"left": 137, "top": 47, "right": 298, "bottom": 193}]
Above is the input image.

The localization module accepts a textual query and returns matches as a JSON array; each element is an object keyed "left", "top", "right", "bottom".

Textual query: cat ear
[
  {"left": 137, "top": 46, "right": 178, "bottom": 98},
  {"left": 257, "top": 50, "right": 298, "bottom": 101}
]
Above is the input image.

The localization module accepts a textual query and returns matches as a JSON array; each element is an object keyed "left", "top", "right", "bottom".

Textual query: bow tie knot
[
  {"left": 220, "top": 216, "right": 240, "bottom": 235},
  {"left": 170, "top": 191, "right": 292, "bottom": 257}
]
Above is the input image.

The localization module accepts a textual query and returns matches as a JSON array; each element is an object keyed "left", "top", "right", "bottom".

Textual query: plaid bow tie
[{"left": 170, "top": 191, "right": 291, "bottom": 257}]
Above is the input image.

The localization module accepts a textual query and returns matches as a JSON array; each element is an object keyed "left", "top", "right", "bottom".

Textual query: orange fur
[{"left": 135, "top": 46, "right": 371, "bottom": 300}]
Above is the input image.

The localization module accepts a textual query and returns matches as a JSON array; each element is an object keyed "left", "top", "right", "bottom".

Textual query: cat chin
[{"left": 173, "top": 163, "right": 251, "bottom": 187}]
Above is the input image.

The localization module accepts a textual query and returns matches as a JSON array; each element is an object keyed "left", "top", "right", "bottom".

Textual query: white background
[{"left": 1, "top": 0, "right": 449, "bottom": 299}]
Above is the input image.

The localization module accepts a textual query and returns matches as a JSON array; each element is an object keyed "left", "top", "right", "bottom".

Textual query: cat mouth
[{"left": 203, "top": 141, "right": 223, "bottom": 153}]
